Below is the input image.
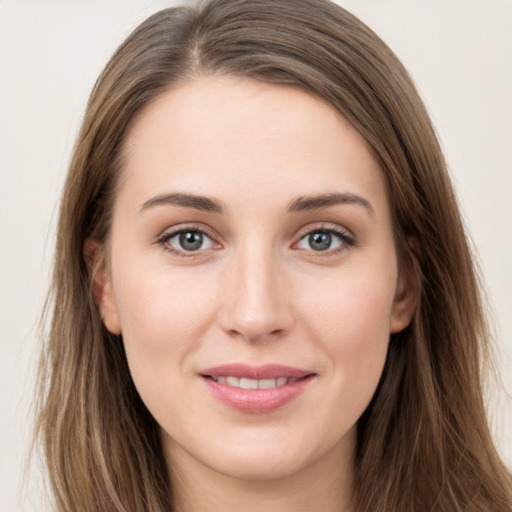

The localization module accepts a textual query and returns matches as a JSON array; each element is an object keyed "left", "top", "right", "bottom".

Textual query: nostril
[{"left": 217, "top": 280, "right": 294, "bottom": 342}]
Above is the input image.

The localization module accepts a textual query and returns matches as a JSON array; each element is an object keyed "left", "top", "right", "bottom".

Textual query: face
[{"left": 96, "top": 76, "right": 417, "bottom": 483}]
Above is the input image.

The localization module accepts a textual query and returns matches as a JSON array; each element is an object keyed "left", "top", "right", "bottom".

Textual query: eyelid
[
  {"left": 155, "top": 222, "right": 355, "bottom": 257},
  {"left": 156, "top": 223, "right": 222, "bottom": 256},
  {"left": 291, "top": 223, "right": 356, "bottom": 253}
]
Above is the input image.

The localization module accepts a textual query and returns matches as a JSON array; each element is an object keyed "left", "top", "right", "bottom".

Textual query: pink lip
[
  {"left": 201, "top": 363, "right": 312, "bottom": 380},
  {"left": 200, "top": 364, "right": 315, "bottom": 413}
]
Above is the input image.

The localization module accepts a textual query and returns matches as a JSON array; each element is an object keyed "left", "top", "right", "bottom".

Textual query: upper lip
[{"left": 200, "top": 363, "right": 314, "bottom": 380}]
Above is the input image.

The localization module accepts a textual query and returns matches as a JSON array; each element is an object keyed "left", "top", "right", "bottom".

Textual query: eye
[
  {"left": 295, "top": 228, "right": 354, "bottom": 252},
  {"left": 159, "top": 228, "right": 217, "bottom": 254}
]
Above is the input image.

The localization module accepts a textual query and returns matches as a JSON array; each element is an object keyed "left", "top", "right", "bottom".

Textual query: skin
[{"left": 94, "top": 76, "right": 418, "bottom": 512}]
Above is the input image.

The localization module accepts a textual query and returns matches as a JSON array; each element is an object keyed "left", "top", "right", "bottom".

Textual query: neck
[{"left": 166, "top": 433, "right": 356, "bottom": 512}]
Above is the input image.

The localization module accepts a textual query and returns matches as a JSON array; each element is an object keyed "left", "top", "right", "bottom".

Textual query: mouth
[
  {"left": 200, "top": 363, "right": 316, "bottom": 413},
  {"left": 203, "top": 375, "right": 301, "bottom": 389}
]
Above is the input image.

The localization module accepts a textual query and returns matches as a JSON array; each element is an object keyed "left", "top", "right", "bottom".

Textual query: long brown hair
[{"left": 36, "top": 0, "right": 512, "bottom": 510}]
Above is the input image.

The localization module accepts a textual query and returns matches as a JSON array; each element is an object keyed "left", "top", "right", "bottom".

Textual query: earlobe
[
  {"left": 390, "top": 239, "right": 421, "bottom": 334},
  {"left": 84, "top": 239, "right": 122, "bottom": 335}
]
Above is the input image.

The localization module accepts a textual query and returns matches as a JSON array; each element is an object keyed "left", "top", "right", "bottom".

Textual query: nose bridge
[{"left": 220, "top": 237, "right": 292, "bottom": 342}]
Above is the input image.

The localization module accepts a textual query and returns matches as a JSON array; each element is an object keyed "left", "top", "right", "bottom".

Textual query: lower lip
[{"left": 202, "top": 376, "right": 314, "bottom": 413}]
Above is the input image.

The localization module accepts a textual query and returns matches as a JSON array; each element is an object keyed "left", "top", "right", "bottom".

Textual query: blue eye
[
  {"left": 163, "top": 230, "right": 215, "bottom": 252},
  {"left": 296, "top": 229, "right": 352, "bottom": 252}
]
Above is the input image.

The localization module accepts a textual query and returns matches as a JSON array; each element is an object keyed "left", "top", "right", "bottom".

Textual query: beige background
[{"left": 1, "top": 1, "right": 510, "bottom": 510}]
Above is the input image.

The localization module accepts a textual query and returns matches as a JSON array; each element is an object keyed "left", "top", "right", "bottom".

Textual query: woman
[{"left": 36, "top": 0, "right": 512, "bottom": 510}]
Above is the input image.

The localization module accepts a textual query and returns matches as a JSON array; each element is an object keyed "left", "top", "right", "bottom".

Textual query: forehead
[{"left": 119, "top": 75, "right": 387, "bottom": 214}]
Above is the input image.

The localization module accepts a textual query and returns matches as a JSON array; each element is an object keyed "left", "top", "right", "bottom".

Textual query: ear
[
  {"left": 390, "top": 238, "right": 421, "bottom": 334},
  {"left": 84, "top": 239, "right": 122, "bottom": 335}
]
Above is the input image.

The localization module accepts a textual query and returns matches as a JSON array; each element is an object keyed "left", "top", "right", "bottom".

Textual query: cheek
[
  {"left": 301, "top": 270, "right": 396, "bottom": 407},
  {"left": 111, "top": 253, "right": 218, "bottom": 381},
  {"left": 303, "top": 268, "right": 396, "bottom": 342},
  {"left": 113, "top": 265, "right": 223, "bottom": 426}
]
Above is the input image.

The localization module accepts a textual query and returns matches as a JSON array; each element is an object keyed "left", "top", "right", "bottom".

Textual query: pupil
[
  {"left": 180, "top": 231, "right": 203, "bottom": 251},
  {"left": 309, "top": 232, "right": 331, "bottom": 251}
]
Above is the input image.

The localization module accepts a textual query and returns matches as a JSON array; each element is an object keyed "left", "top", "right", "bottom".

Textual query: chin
[
  {"left": 219, "top": 447, "right": 310, "bottom": 481},
  {"left": 183, "top": 424, "right": 351, "bottom": 484},
  {"left": 164, "top": 424, "right": 324, "bottom": 482}
]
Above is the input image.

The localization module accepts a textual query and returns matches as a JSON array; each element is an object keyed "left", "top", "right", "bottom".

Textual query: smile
[
  {"left": 200, "top": 364, "right": 315, "bottom": 413},
  {"left": 208, "top": 376, "right": 299, "bottom": 389}
]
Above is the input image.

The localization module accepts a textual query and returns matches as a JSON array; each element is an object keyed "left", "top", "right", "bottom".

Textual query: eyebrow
[
  {"left": 287, "top": 192, "right": 374, "bottom": 215},
  {"left": 139, "top": 191, "right": 373, "bottom": 216},
  {"left": 140, "top": 193, "right": 224, "bottom": 214}
]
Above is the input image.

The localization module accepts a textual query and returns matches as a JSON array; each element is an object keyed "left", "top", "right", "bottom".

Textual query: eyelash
[
  {"left": 294, "top": 225, "right": 356, "bottom": 255},
  {"left": 156, "top": 224, "right": 356, "bottom": 257},
  {"left": 157, "top": 224, "right": 219, "bottom": 257}
]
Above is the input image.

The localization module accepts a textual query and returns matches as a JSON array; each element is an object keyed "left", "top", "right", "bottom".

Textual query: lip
[
  {"left": 201, "top": 363, "right": 312, "bottom": 380},
  {"left": 200, "top": 364, "right": 316, "bottom": 413}
]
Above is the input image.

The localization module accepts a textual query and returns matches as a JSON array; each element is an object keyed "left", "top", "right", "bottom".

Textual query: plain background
[{"left": 1, "top": 1, "right": 511, "bottom": 510}]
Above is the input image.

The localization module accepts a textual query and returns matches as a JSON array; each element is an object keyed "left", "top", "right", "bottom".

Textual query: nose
[{"left": 218, "top": 245, "right": 294, "bottom": 343}]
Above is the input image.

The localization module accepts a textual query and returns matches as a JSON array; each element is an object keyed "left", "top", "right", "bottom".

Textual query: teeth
[
  {"left": 226, "top": 376, "right": 240, "bottom": 387},
  {"left": 258, "top": 378, "right": 277, "bottom": 389},
  {"left": 240, "top": 378, "right": 258, "bottom": 389},
  {"left": 211, "top": 376, "right": 299, "bottom": 389}
]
